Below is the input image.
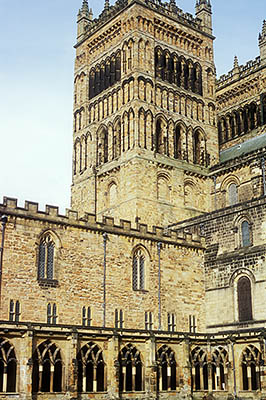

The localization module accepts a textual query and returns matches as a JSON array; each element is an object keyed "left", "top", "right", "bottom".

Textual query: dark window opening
[
  {"left": 238, "top": 276, "right": 252, "bottom": 321},
  {"left": 119, "top": 344, "right": 142, "bottom": 392},
  {"left": 77, "top": 342, "right": 105, "bottom": 393}
]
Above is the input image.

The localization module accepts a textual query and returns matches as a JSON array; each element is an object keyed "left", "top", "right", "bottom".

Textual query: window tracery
[
  {"left": 32, "top": 340, "right": 62, "bottom": 393},
  {"left": 241, "top": 345, "right": 261, "bottom": 391},
  {"left": 77, "top": 342, "right": 105, "bottom": 392},
  {"left": 0, "top": 338, "right": 16, "bottom": 393},
  {"left": 132, "top": 248, "right": 145, "bottom": 291},
  {"left": 38, "top": 233, "right": 55, "bottom": 281},
  {"left": 156, "top": 345, "right": 176, "bottom": 391},
  {"left": 119, "top": 344, "right": 143, "bottom": 392}
]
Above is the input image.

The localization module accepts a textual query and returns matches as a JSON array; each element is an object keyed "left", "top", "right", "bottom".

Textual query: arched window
[
  {"left": 228, "top": 183, "right": 238, "bottom": 206},
  {"left": 241, "top": 345, "right": 261, "bottom": 391},
  {"left": 77, "top": 342, "right": 105, "bottom": 393},
  {"left": 155, "top": 119, "right": 166, "bottom": 154},
  {"left": 119, "top": 344, "right": 142, "bottom": 392},
  {"left": 174, "top": 126, "right": 182, "bottom": 159},
  {"left": 156, "top": 345, "right": 176, "bottom": 391},
  {"left": 193, "top": 130, "right": 204, "bottom": 165},
  {"left": 109, "top": 182, "right": 117, "bottom": 207},
  {"left": 211, "top": 347, "right": 228, "bottom": 390},
  {"left": 190, "top": 347, "right": 208, "bottom": 391},
  {"left": 132, "top": 248, "right": 145, "bottom": 291},
  {"left": 238, "top": 276, "right": 252, "bottom": 321},
  {"left": 32, "top": 340, "right": 62, "bottom": 393},
  {"left": 241, "top": 221, "right": 251, "bottom": 247},
  {"left": 97, "top": 128, "right": 108, "bottom": 165},
  {"left": 0, "top": 338, "right": 16, "bottom": 393},
  {"left": 38, "top": 233, "right": 55, "bottom": 280},
  {"left": 157, "top": 175, "right": 170, "bottom": 201}
]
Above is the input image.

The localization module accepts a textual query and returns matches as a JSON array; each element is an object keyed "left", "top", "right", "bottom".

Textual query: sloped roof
[{"left": 220, "top": 132, "right": 266, "bottom": 163}]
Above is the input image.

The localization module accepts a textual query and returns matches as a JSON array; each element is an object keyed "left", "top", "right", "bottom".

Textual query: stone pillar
[
  {"left": 3, "top": 366, "right": 7, "bottom": 392},
  {"left": 179, "top": 339, "right": 192, "bottom": 399},
  {"left": 106, "top": 334, "right": 120, "bottom": 399},
  {"left": 66, "top": 331, "right": 78, "bottom": 398},
  {"left": 50, "top": 365, "right": 54, "bottom": 392},
  {"left": 20, "top": 330, "right": 34, "bottom": 400},
  {"left": 144, "top": 336, "right": 157, "bottom": 400}
]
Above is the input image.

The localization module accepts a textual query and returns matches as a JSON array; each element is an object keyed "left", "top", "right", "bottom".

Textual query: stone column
[
  {"left": 66, "top": 331, "right": 78, "bottom": 398},
  {"left": 20, "top": 330, "right": 34, "bottom": 400},
  {"left": 179, "top": 339, "right": 192, "bottom": 399},
  {"left": 144, "top": 336, "right": 157, "bottom": 400},
  {"left": 106, "top": 334, "right": 120, "bottom": 399}
]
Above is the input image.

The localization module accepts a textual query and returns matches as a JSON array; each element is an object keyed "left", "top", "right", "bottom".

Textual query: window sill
[{"left": 38, "top": 279, "right": 59, "bottom": 288}]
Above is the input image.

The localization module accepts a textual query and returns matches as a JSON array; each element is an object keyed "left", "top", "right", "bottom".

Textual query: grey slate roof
[{"left": 220, "top": 132, "right": 266, "bottom": 163}]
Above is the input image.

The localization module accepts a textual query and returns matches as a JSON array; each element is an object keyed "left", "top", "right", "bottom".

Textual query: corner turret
[
  {"left": 77, "top": 0, "right": 93, "bottom": 42},
  {"left": 195, "top": 0, "right": 212, "bottom": 35},
  {"left": 259, "top": 20, "right": 266, "bottom": 65}
]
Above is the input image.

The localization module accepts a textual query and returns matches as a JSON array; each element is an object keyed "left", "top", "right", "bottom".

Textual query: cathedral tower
[{"left": 71, "top": 0, "right": 218, "bottom": 226}]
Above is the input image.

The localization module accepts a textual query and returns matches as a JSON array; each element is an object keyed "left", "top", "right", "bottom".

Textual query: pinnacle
[
  {"left": 233, "top": 55, "right": 239, "bottom": 69},
  {"left": 262, "top": 19, "right": 266, "bottom": 36},
  {"left": 104, "top": 0, "right": 110, "bottom": 10},
  {"left": 81, "top": 0, "right": 89, "bottom": 11}
]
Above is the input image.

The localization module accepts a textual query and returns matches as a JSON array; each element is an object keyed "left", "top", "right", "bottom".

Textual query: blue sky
[{"left": 0, "top": 0, "right": 265, "bottom": 213}]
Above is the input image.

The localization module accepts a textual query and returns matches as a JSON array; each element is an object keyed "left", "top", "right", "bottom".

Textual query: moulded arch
[
  {"left": 220, "top": 175, "right": 240, "bottom": 192},
  {"left": 131, "top": 243, "right": 151, "bottom": 261},
  {"left": 37, "top": 229, "right": 61, "bottom": 249},
  {"left": 229, "top": 268, "right": 255, "bottom": 287}
]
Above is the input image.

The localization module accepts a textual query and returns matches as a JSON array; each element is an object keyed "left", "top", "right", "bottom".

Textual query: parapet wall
[
  {"left": 0, "top": 196, "right": 204, "bottom": 249},
  {"left": 81, "top": 0, "right": 202, "bottom": 42},
  {"left": 216, "top": 56, "right": 262, "bottom": 91}
]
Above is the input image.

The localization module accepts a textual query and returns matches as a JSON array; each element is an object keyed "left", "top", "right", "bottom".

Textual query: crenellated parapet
[
  {"left": 0, "top": 196, "right": 204, "bottom": 249},
  {"left": 216, "top": 56, "right": 261, "bottom": 91},
  {"left": 76, "top": 0, "right": 208, "bottom": 45}
]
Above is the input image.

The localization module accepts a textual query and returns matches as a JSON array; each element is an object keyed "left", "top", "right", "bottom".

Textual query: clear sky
[{"left": 0, "top": 0, "right": 265, "bottom": 214}]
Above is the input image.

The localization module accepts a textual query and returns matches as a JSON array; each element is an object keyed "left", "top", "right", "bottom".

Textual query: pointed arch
[
  {"left": 156, "top": 345, "right": 176, "bottom": 391},
  {"left": 32, "top": 340, "right": 63, "bottom": 393},
  {"left": 119, "top": 344, "right": 143, "bottom": 392},
  {"left": 190, "top": 347, "right": 208, "bottom": 391},
  {"left": 0, "top": 338, "right": 17, "bottom": 393},
  {"left": 241, "top": 345, "right": 261, "bottom": 391},
  {"left": 77, "top": 342, "right": 106, "bottom": 393},
  {"left": 211, "top": 347, "right": 228, "bottom": 390}
]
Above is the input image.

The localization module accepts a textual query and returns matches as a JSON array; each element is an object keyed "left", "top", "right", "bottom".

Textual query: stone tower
[{"left": 71, "top": 0, "right": 219, "bottom": 227}]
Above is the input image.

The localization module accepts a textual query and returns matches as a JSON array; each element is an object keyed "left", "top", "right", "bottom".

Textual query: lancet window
[
  {"left": 132, "top": 248, "right": 145, "bottom": 291},
  {"left": 32, "top": 340, "right": 62, "bottom": 393},
  {"left": 156, "top": 345, "right": 176, "bottom": 391},
  {"left": 38, "top": 233, "right": 55, "bottom": 281},
  {"left": 228, "top": 183, "right": 238, "bottom": 206},
  {"left": 77, "top": 342, "right": 105, "bottom": 393},
  {"left": 97, "top": 127, "right": 108, "bottom": 166},
  {"left": 237, "top": 276, "right": 252, "bottom": 321},
  {"left": 82, "top": 306, "right": 91, "bottom": 327},
  {"left": 241, "top": 221, "right": 251, "bottom": 247},
  {"left": 241, "top": 345, "right": 261, "bottom": 391},
  {"left": 119, "top": 344, "right": 143, "bottom": 392},
  {"left": 9, "top": 300, "right": 20, "bottom": 322},
  {"left": 0, "top": 338, "right": 16, "bottom": 393}
]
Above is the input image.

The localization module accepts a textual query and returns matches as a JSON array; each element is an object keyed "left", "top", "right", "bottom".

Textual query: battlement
[
  {"left": 81, "top": 0, "right": 202, "bottom": 41},
  {"left": 216, "top": 56, "right": 261, "bottom": 91},
  {"left": 0, "top": 197, "right": 204, "bottom": 249}
]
